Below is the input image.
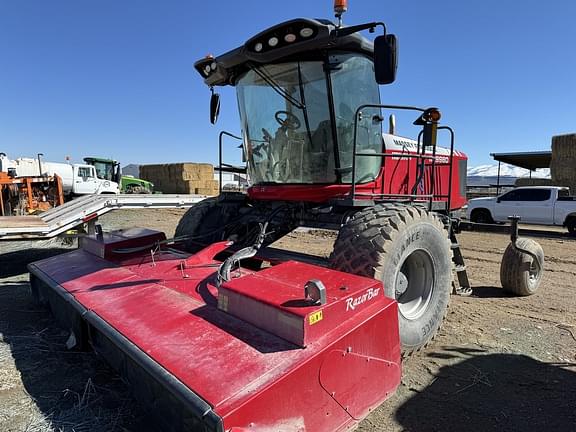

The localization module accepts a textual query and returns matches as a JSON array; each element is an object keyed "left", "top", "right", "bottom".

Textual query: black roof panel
[{"left": 490, "top": 151, "right": 551, "bottom": 171}]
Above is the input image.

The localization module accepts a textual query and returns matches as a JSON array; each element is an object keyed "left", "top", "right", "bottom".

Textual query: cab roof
[
  {"left": 194, "top": 18, "right": 375, "bottom": 87},
  {"left": 84, "top": 157, "right": 118, "bottom": 164}
]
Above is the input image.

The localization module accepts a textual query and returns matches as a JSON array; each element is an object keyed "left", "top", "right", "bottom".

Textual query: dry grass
[
  {"left": 1, "top": 337, "right": 137, "bottom": 432},
  {"left": 0, "top": 280, "right": 145, "bottom": 432}
]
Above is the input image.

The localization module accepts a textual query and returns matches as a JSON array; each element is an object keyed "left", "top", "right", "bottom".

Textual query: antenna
[{"left": 334, "top": 0, "right": 348, "bottom": 27}]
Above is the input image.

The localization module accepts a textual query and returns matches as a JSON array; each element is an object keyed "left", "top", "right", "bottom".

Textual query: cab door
[
  {"left": 526, "top": 188, "right": 554, "bottom": 223},
  {"left": 73, "top": 165, "right": 98, "bottom": 194},
  {"left": 493, "top": 188, "right": 552, "bottom": 224}
]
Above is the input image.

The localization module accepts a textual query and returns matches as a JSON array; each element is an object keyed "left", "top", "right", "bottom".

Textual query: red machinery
[
  {"left": 30, "top": 228, "right": 401, "bottom": 431},
  {"left": 27, "top": 2, "right": 544, "bottom": 431}
]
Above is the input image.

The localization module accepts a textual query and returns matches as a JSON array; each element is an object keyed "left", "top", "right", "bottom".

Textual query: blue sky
[{"left": 1, "top": 0, "right": 575, "bottom": 167}]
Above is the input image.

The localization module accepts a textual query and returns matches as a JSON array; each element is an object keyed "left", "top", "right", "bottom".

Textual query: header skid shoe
[{"left": 28, "top": 228, "right": 401, "bottom": 431}]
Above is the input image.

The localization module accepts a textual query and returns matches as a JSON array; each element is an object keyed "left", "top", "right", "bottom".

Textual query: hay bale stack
[
  {"left": 514, "top": 178, "right": 555, "bottom": 187},
  {"left": 551, "top": 133, "right": 576, "bottom": 192},
  {"left": 140, "top": 163, "right": 219, "bottom": 195}
]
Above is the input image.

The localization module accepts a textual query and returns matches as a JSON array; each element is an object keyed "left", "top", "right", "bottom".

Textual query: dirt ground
[{"left": 1, "top": 208, "right": 575, "bottom": 431}]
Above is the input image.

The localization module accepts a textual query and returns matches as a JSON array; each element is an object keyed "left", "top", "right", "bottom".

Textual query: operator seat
[{"left": 308, "top": 120, "right": 335, "bottom": 182}]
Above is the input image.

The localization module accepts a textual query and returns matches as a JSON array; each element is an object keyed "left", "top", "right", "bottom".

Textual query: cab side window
[
  {"left": 78, "top": 167, "right": 93, "bottom": 178},
  {"left": 499, "top": 190, "right": 520, "bottom": 201},
  {"left": 500, "top": 189, "right": 550, "bottom": 202},
  {"left": 530, "top": 189, "right": 551, "bottom": 201}
]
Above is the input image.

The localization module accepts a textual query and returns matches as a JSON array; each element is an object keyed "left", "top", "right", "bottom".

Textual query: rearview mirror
[
  {"left": 374, "top": 34, "right": 398, "bottom": 85},
  {"left": 210, "top": 92, "right": 221, "bottom": 124}
]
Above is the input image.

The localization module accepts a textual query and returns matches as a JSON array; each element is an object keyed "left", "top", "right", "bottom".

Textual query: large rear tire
[
  {"left": 174, "top": 194, "right": 254, "bottom": 253},
  {"left": 500, "top": 238, "right": 544, "bottom": 296},
  {"left": 330, "top": 204, "right": 453, "bottom": 355}
]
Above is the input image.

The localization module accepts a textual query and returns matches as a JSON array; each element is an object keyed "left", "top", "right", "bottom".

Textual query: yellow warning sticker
[{"left": 309, "top": 310, "right": 323, "bottom": 325}]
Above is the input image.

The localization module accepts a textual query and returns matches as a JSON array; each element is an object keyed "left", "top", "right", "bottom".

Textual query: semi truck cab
[{"left": 72, "top": 164, "right": 119, "bottom": 195}]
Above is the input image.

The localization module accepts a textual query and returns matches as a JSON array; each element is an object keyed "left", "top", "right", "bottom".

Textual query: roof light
[
  {"left": 254, "top": 42, "right": 263, "bottom": 52},
  {"left": 334, "top": 0, "right": 348, "bottom": 26},
  {"left": 300, "top": 28, "right": 314, "bottom": 38},
  {"left": 334, "top": 0, "right": 348, "bottom": 14},
  {"left": 429, "top": 110, "right": 441, "bottom": 122},
  {"left": 268, "top": 37, "right": 279, "bottom": 47},
  {"left": 284, "top": 33, "right": 296, "bottom": 43}
]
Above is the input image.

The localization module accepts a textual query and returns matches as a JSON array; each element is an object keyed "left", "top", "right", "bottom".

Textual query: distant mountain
[
  {"left": 467, "top": 164, "right": 550, "bottom": 178},
  {"left": 122, "top": 164, "right": 140, "bottom": 177},
  {"left": 466, "top": 163, "right": 551, "bottom": 188},
  {"left": 466, "top": 175, "right": 517, "bottom": 187}
]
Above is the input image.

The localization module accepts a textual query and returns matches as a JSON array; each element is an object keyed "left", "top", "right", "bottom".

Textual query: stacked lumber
[
  {"left": 551, "top": 134, "right": 576, "bottom": 193},
  {"left": 140, "top": 163, "right": 219, "bottom": 195}
]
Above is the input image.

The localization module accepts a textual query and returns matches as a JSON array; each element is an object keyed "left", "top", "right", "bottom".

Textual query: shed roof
[{"left": 490, "top": 151, "right": 551, "bottom": 171}]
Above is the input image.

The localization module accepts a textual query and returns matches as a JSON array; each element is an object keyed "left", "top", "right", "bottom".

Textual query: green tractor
[{"left": 83, "top": 157, "right": 154, "bottom": 194}]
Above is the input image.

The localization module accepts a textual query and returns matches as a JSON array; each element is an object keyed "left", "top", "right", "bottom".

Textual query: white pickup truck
[{"left": 467, "top": 186, "right": 576, "bottom": 235}]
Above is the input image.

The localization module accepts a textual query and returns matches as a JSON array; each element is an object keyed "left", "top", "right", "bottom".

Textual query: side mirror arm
[{"left": 331, "top": 21, "right": 386, "bottom": 39}]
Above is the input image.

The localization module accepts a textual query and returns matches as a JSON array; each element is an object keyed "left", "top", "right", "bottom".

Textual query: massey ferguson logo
[{"left": 346, "top": 287, "right": 380, "bottom": 311}]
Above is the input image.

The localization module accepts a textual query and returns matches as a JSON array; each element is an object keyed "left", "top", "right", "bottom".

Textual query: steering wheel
[{"left": 275, "top": 110, "right": 301, "bottom": 130}]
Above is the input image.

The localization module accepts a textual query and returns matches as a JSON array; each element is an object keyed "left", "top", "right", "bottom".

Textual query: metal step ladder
[{"left": 450, "top": 228, "right": 473, "bottom": 296}]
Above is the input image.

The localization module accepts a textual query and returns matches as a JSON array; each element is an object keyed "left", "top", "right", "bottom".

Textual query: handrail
[
  {"left": 218, "top": 131, "right": 243, "bottom": 193},
  {"left": 438, "top": 126, "right": 455, "bottom": 213},
  {"left": 350, "top": 104, "right": 438, "bottom": 206}
]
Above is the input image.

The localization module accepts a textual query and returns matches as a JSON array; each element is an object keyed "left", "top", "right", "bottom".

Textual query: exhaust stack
[{"left": 388, "top": 114, "right": 396, "bottom": 135}]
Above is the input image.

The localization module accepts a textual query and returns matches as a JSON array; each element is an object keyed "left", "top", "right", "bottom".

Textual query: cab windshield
[{"left": 236, "top": 53, "right": 382, "bottom": 185}]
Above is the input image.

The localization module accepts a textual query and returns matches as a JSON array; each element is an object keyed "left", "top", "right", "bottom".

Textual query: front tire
[
  {"left": 500, "top": 238, "right": 544, "bottom": 296},
  {"left": 470, "top": 208, "right": 494, "bottom": 224},
  {"left": 330, "top": 204, "right": 452, "bottom": 355},
  {"left": 566, "top": 218, "right": 576, "bottom": 236}
]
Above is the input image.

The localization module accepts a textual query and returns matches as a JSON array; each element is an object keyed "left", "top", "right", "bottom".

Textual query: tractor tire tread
[{"left": 330, "top": 203, "right": 452, "bottom": 356}]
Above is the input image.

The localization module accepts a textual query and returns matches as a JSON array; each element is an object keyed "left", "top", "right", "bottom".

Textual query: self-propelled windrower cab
[{"left": 195, "top": 15, "right": 467, "bottom": 208}]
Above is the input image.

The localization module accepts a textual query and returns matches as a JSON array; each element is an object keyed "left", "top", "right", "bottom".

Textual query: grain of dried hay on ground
[
  {"left": 0, "top": 366, "right": 21, "bottom": 391},
  {"left": 0, "top": 317, "right": 140, "bottom": 432}
]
